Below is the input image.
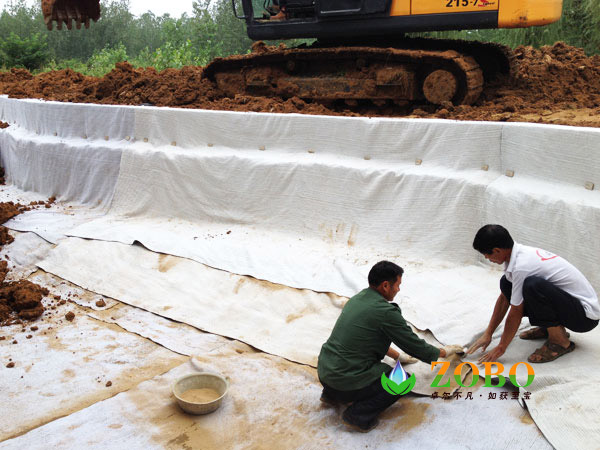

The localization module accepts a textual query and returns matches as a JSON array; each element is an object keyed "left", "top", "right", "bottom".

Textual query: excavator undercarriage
[{"left": 205, "top": 38, "right": 514, "bottom": 106}]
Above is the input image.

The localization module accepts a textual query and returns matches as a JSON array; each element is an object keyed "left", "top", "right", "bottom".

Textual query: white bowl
[{"left": 172, "top": 373, "right": 228, "bottom": 415}]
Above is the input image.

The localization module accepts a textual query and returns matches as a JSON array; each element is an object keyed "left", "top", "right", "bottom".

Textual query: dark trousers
[
  {"left": 500, "top": 275, "right": 599, "bottom": 332},
  {"left": 320, "top": 369, "right": 401, "bottom": 427}
]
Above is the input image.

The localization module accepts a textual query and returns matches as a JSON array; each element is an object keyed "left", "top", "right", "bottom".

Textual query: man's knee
[{"left": 522, "top": 276, "right": 547, "bottom": 298}]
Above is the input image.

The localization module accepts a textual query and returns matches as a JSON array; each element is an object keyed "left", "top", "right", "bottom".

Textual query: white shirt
[{"left": 504, "top": 243, "right": 600, "bottom": 320}]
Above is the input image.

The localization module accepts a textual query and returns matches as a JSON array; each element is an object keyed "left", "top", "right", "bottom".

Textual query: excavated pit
[{"left": 0, "top": 42, "right": 599, "bottom": 127}]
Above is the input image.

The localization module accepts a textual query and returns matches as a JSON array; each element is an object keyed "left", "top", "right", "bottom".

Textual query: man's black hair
[
  {"left": 368, "top": 261, "right": 404, "bottom": 287},
  {"left": 473, "top": 224, "right": 514, "bottom": 254}
]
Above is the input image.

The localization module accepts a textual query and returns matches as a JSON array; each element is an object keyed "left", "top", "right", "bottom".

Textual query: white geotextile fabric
[
  {"left": 2, "top": 97, "right": 600, "bottom": 295},
  {"left": 463, "top": 325, "right": 600, "bottom": 449},
  {"left": 0, "top": 356, "right": 551, "bottom": 450},
  {"left": 2, "top": 98, "right": 600, "bottom": 450},
  {"left": 37, "top": 237, "right": 482, "bottom": 394},
  {"left": 0, "top": 97, "right": 126, "bottom": 208}
]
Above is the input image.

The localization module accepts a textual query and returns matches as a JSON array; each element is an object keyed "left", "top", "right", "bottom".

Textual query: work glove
[
  {"left": 443, "top": 344, "right": 466, "bottom": 356},
  {"left": 398, "top": 353, "right": 418, "bottom": 364}
]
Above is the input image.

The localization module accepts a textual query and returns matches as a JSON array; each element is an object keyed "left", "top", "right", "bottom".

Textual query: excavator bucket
[{"left": 42, "top": 0, "right": 101, "bottom": 30}]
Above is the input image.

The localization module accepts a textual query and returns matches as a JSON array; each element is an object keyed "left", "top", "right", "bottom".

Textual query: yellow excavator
[{"left": 42, "top": 0, "right": 563, "bottom": 106}]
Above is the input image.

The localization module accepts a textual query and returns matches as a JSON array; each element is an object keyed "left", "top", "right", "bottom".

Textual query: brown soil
[
  {"left": 0, "top": 42, "right": 598, "bottom": 127},
  {"left": 0, "top": 122, "right": 8, "bottom": 129},
  {"left": 0, "top": 195, "right": 62, "bottom": 327},
  {"left": 180, "top": 388, "right": 221, "bottom": 403},
  {"left": 0, "top": 280, "right": 49, "bottom": 325}
]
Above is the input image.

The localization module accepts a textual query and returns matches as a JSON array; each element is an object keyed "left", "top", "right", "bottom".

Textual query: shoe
[
  {"left": 342, "top": 409, "right": 379, "bottom": 433},
  {"left": 527, "top": 340, "right": 575, "bottom": 363}
]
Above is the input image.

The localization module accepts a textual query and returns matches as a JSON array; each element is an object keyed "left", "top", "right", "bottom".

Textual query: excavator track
[
  {"left": 205, "top": 45, "right": 483, "bottom": 106},
  {"left": 204, "top": 39, "right": 516, "bottom": 107}
]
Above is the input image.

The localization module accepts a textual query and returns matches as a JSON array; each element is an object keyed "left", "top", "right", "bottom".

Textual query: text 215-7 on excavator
[{"left": 42, "top": 0, "right": 563, "bottom": 106}]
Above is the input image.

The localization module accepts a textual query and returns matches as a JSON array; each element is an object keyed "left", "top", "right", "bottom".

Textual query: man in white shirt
[{"left": 467, "top": 224, "right": 599, "bottom": 363}]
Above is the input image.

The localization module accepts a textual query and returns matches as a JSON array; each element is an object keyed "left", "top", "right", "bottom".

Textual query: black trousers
[
  {"left": 500, "top": 275, "right": 598, "bottom": 332},
  {"left": 320, "top": 369, "right": 401, "bottom": 427}
]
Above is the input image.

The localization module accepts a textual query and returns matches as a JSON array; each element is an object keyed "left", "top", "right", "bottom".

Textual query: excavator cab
[{"left": 234, "top": 0, "right": 564, "bottom": 41}]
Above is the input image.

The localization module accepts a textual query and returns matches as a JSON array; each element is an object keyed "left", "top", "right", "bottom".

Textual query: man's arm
[
  {"left": 467, "top": 293, "right": 510, "bottom": 355},
  {"left": 382, "top": 310, "right": 442, "bottom": 363},
  {"left": 478, "top": 302, "right": 524, "bottom": 363},
  {"left": 386, "top": 347, "right": 399, "bottom": 360}
]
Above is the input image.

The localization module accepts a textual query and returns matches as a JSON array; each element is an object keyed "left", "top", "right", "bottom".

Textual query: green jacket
[{"left": 318, "top": 287, "right": 440, "bottom": 391}]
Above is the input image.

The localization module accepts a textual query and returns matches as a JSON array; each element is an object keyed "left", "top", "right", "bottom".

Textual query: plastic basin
[{"left": 172, "top": 373, "right": 228, "bottom": 415}]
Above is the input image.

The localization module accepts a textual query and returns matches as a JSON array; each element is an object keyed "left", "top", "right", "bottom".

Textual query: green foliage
[
  {"left": 190, "top": 0, "right": 253, "bottom": 60},
  {"left": 87, "top": 43, "right": 128, "bottom": 76},
  {"left": 0, "top": 31, "right": 50, "bottom": 70},
  {"left": 133, "top": 40, "right": 204, "bottom": 71}
]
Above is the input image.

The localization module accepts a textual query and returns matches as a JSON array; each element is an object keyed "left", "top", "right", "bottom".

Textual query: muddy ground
[{"left": 0, "top": 42, "right": 599, "bottom": 127}]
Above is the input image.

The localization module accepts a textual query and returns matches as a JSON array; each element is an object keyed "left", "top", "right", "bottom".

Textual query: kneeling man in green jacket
[{"left": 318, "top": 260, "right": 462, "bottom": 432}]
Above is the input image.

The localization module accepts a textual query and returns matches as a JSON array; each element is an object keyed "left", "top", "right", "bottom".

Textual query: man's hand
[
  {"left": 478, "top": 345, "right": 505, "bottom": 363},
  {"left": 467, "top": 333, "right": 492, "bottom": 355},
  {"left": 442, "top": 344, "right": 465, "bottom": 356}
]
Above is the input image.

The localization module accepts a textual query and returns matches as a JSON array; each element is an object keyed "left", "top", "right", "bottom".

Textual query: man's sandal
[
  {"left": 519, "top": 327, "right": 569, "bottom": 340},
  {"left": 527, "top": 341, "right": 575, "bottom": 363}
]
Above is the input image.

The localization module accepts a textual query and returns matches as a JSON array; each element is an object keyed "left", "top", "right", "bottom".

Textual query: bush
[
  {"left": 0, "top": 32, "right": 50, "bottom": 70},
  {"left": 87, "top": 43, "right": 129, "bottom": 76},
  {"left": 132, "top": 40, "right": 204, "bottom": 71}
]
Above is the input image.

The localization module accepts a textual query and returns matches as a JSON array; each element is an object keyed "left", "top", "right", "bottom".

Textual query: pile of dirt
[
  {"left": 0, "top": 281, "right": 49, "bottom": 325},
  {"left": 0, "top": 202, "right": 29, "bottom": 247},
  {"left": 0, "top": 195, "right": 58, "bottom": 326},
  {"left": 0, "top": 42, "right": 599, "bottom": 127}
]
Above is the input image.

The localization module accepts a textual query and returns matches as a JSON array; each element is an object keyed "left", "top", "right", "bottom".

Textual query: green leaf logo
[{"left": 381, "top": 372, "right": 416, "bottom": 396}]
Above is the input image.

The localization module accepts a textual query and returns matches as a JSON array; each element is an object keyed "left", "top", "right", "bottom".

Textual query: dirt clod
[
  {"left": 65, "top": 311, "right": 75, "bottom": 321},
  {"left": 0, "top": 280, "right": 48, "bottom": 325},
  {"left": 95, "top": 299, "right": 106, "bottom": 307},
  {"left": 0, "top": 121, "right": 8, "bottom": 129},
  {"left": 106, "top": 381, "right": 112, "bottom": 387},
  {"left": 6, "top": 362, "right": 14, "bottom": 368}
]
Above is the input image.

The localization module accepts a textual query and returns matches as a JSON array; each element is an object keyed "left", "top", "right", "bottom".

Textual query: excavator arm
[{"left": 42, "top": 0, "right": 101, "bottom": 30}]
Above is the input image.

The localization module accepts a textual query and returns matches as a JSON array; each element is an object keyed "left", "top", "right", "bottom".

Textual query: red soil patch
[{"left": 1, "top": 42, "right": 597, "bottom": 126}]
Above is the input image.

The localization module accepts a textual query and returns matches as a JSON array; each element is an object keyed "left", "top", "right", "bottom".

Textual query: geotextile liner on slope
[{"left": 1, "top": 42, "right": 600, "bottom": 127}]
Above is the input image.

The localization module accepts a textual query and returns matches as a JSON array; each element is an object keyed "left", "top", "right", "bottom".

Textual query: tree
[{"left": 0, "top": 32, "right": 50, "bottom": 70}]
